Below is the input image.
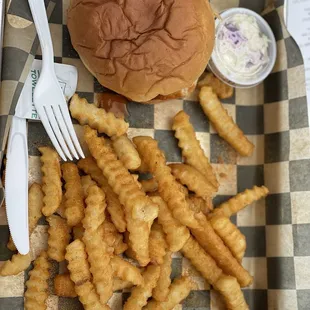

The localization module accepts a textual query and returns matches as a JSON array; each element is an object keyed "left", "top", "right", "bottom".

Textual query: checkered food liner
[{"left": 1, "top": 0, "right": 310, "bottom": 309}]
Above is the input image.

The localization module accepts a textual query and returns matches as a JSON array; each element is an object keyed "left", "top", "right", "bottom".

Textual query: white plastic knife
[{"left": 5, "top": 97, "right": 29, "bottom": 255}]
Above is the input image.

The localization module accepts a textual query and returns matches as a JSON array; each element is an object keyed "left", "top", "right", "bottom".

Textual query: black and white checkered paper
[{"left": 1, "top": 0, "right": 310, "bottom": 309}]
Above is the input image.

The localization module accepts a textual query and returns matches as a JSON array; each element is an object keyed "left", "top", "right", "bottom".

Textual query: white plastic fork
[{"left": 28, "top": 0, "right": 84, "bottom": 161}]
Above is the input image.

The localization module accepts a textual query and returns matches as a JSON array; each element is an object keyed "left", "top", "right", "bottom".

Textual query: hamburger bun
[{"left": 68, "top": 0, "right": 215, "bottom": 102}]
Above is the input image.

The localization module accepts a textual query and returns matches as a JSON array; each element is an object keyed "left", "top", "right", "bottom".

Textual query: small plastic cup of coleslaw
[{"left": 208, "top": 8, "right": 277, "bottom": 88}]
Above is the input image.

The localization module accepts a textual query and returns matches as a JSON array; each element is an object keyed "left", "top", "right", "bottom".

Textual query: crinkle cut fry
[
  {"left": 191, "top": 213, "right": 253, "bottom": 287},
  {"left": 62, "top": 163, "right": 84, "bottom": 226},
  {"left": 210, "top": 186, "right": 269, "bottom": 218},
  {"left": 210, "top": 216, "right": 246, "bottom": 262},
  {"left": 187, "top": 195, "right": 213, "bottom": 215},
  {"left": 54, "top": 274, "right": 77, "bottom": 297},
  {"left": 24, "top": 251, "right": 50, "bottom": 310},
  {"left": 70, "top": 94, "right": 128, "bottom": 137},
  {"left": 172, "top": 111, "right": 218, "bottom": 189},
  {"left": 145, "top": 276, "right": 196, "bottom": 310},
  {"left": 84, "top": 126, "right": 158, "bottom": 266},
  {"left": 81, "top": 175, "right": 97, "bottom": 198},
  {"left": 181, "top": 236, "right": 223, "bottom": 285},
  {"left": 0, "top": 253, "right": 32, "bottom": 276},
  {"left": 150, "top": 196, "right": 190, "bottom": 252},
  {"left": 214, "top": 275, "right": 249, "bottom": 310},
  {"left": 47, "top": 214, "right": 71, "bottom": 262},
  {"left": 199, "top": 86, "right": 254, "bottom": 156},
  {"left": 78, "top": 157, "right": 126, "bottom": 233},
  {"left": 169, "top": 163, "right": 217, "bottom": 197},
  {"left": 123, "top": 265, "right": 160, "bottom": 310},
  {"left": 7, "top": 182, "right": 44, "bottom": 251},
  {"left": 149, "top": 221, "right": 168, "bottom": 265},
  {"left": 39, "top": 146, "right": 62, "bottom": 217},
  {"left": 133, "top": 136, "right": 199, "bottom": 229}
]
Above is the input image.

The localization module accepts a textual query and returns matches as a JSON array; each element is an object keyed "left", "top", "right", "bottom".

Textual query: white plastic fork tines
[{"left": 28, "top": 0, "right": 84, "bottom": 161}]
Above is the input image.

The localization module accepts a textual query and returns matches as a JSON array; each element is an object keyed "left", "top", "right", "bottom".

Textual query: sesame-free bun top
[{"left": 68, "top": 0, "right": 215, "bottom": 102}]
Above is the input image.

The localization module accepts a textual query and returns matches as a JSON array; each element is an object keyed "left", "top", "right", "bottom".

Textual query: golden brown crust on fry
[
  {"left": 66, "top": 239, "right": 91, "bottom": 285},
  {"left": 133, "top": 136, "right": 199, "bottom": 229},
  {"left": 214, "top": 275, "right": 249, "bottom": 310},
  {"left": 172, "top": 111, "right": 218, "bottom": 189},
  {"left": 181, "top": 236, "right": 223, "bottom": 285},
  {"left": 0, "top": 253, "right": 32, "bottom": 276},
  {"left": 149, "top": 221, "right": 168, "bottom": 265},
  {"left": 112, "top": 134, "right": 141, "bottom": 170},
  {"left": 78, "top": 157, "right": 127, "bottom": 233},
  {"left": 111, "top": 256, "right": 143, "bottom": 286},
  {"left": 198, "top": 72, "right": 234, "bottom": 99},
  {"left": 70, "top": 94, "right": 128, "bottom": 137},
  {"left": 47, "top": 215, "right": 71, "bottom": 262},
  {"left": 210, "top": 186, "right": 269, "bottom": 218},
  {"left": 39, "top": 147, "right": 62, "bottom": 217},
  {"left": 112, "top": 278, "right": 133, "bottom": 291},
  {"left": 140, "top": 178, "right": 158, "bottom": 193},
  {"left": 210, "top": 216, "right": 246, "bottom": 262},
  {"left": 81, "top": 175, "right": 97, "bottom": 198},
  {"left": 56, "top": 195, "right": 67, "bottom": 219},
  {"left": 24, "top": 251, "right": 50, "bottom": 310},
  {"left": 62, "top": 163, "right": 84, "bottom": 226},
  {"left": 75, "top": 280, "right": 110, "bottom": 310},
  {"left": 152, "top": 251, "right": 172, "bottom": 302},
  {"left": 123, "top": 265, "right": 161, "bottom": 310},
  {"left": 82, "top": 185, "right": 107, "bottom": 233},
  {"left": 150, "top": 196, "right": 190, "bottom": 252},
  {"left": 145, "top": 276, "right": 196, "bottom": 310},
  {"left": 190, "top": 213, "right": 253, "bottom": 287},
  {"left": 199, "top": 87, "right": 254, "bottom": 156},
  {"left": 84, "top": 126, "right": 158, "bottom": 266},
  {"left": 187, "top": 195, "right": 213, "bottom": 215},
  {"left": 7, "top": 183, "right": 44, "bottom": 251},
  {"left": 169, "top": 163, "right": 217, "bottom": 197},
  {"left": 54, "top": 274, "right": 77, "bottom": 297}
]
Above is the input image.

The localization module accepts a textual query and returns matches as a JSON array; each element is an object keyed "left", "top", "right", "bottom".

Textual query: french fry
[
  {"left": 198, "top": 72, "right": 234, "bottom": 99},
  {"left": 82, "top": 184, "right": 113, "bottom": 303},
  {"left": 82, "top": 185, "right": 107, "bottom": 233},
  {"left": 210, "top": 186, "right": 269, "bottom": 218},
  {"left": 54, "top": 273, "right": 77, "bottom": 297},
  {"left": 62, "top": 163, "right": 84, "bottom": 226},
  {"left": 73, "top": 223, "right": 85, "bottom": 240},
  {"left": 0, "top": 253, "right": 31, "bottom": 276},
  {"left": 150, "top": 196, "right": 190, "bottom": 252},
  {"left": 113, "top": 278, "right": 133, "bottom": 291},
  {"left": 210, "top": 216, "right": 246, "bottom": 262},
  {"left": 152, "top": 251, "right": 172, "bottom": 302},
  {"left": 199, "top": 87, "right": 254, "bottom": 156},
  {"left": 70, "top": 94, "right": 129, "bottom": 137},
  {"left": 190, "top": 213, "right": 253, "bottom": 287},
  {"left": 56, "top": 195, "right": 66, "bottom": 219},
  {"left": 181, "top": 236, "right": 223, "bottom": 285},
  {"left": 81, "top": 175, "right": 97, "bottom": 198},
  {"left": 169, "top": 163, "right": 216, "bottom": 198},
  {"left": 83, "top": 228, "right": 113, "bottom": 304},
  {"left": 47, "top": 215, "right": 71, "bottom": 262},
  {"left": 7, "top": 182, "right": 43, "bottom": 251},
  {"left": 78, "top": 157, "right": 126, "bottom": 233},
  {"left": 145, "top": 276, "right": 196, "bottom": 310},
  {"left": 112, "top": 134, "right": 141, "bottom": 170},
  {"left": 214, "top": 275, "right": 249, "bottom": 310},
  {"left": 187, "top": 195, "right": 213, "bottom": 215},
  {"left": 123, "top": 265, "right": 161, "bottom": 310},
  {"left": 136, "top": 160, "right": 149, "bottom": 174},
  {"left": 39, "top": 147, "right": 62, "bottom": 216},
  {"left": 65, "top": 239, "right": 91, "bottom": 285},
  {"left": 101, "top": 218, "right": 127, "bottom": 255},
  {"left": 140, "top": 178, "right": 158, "bottom": 193},
  {"left": 111, "top": 256, "right": 143, "bottom": 286},
  {"left": 84, "top": 126, "right": 158, "bottom": 266},
  {"left": 24, "top": 251, "right": 50, "bottom": 310},
  {"left": 133, "top": 136, "right": 199, "bottom": 229},
  {"left": 172, "top": 111, "right": 218, "bottom": 189},
  {"left": 149, "top": 221, "right": 168, "bottom": 265},
  {"left": 75, "top": 280, "right": 110, "bottom": 310}
]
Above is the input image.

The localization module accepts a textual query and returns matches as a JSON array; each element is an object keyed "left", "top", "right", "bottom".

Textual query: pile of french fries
[{"left": 0, "top": 73, "right": 269, "bottom": 310}]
